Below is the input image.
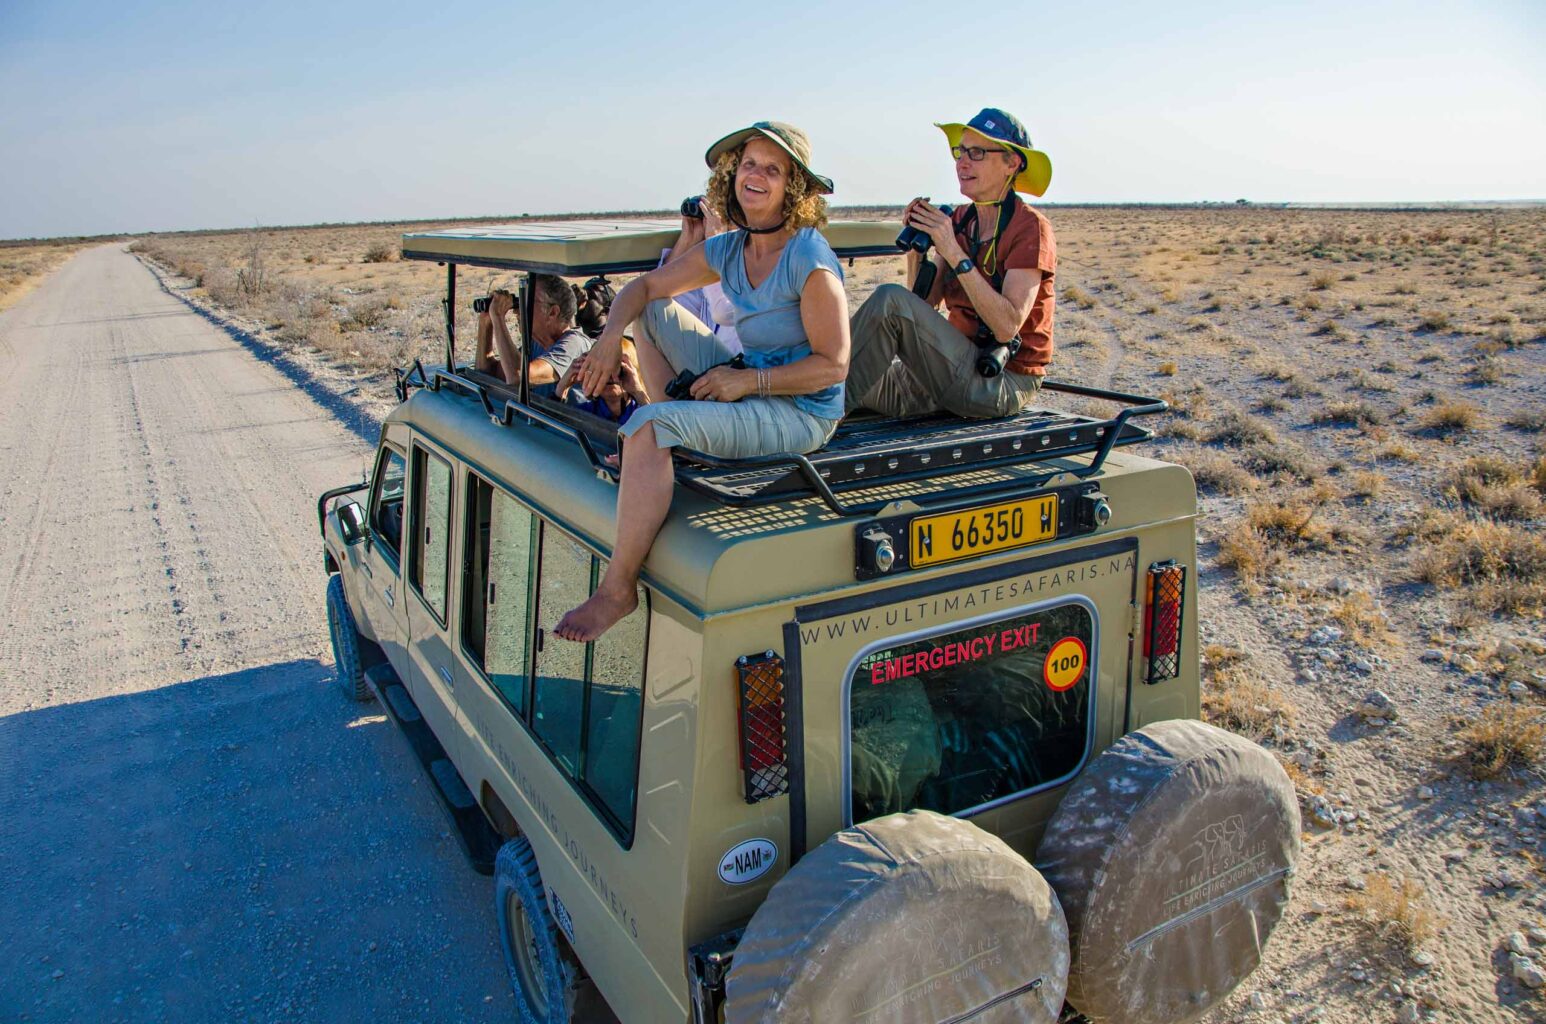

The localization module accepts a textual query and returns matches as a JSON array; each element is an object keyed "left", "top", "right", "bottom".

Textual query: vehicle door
[
  {"left": 791, "top": 538, "right": 1140, "bottom": 855},
  {"left": 404, "top": 438, "right": 463, "bottom": 761},
  {"left": 360, "top": 441, "right": 409, "bottom": 673}
]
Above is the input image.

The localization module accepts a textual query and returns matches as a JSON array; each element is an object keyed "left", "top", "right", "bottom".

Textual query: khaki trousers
[{"left": 846, "top": 284, "right": 1042, "bottom": 419}]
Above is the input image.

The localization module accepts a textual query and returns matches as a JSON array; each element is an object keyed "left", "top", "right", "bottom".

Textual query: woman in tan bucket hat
[{"left": 557, "top": 121, "right": 850, "bottom": 642}]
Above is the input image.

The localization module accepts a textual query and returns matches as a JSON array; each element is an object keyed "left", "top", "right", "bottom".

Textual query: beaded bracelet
[{"left": 757, "top": 367, "right": 771, "bottom": 399}]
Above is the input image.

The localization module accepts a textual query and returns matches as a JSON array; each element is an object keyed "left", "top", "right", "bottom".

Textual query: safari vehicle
[{"left": 318, "top": 219, "right": 1301, "bottom": 1024}]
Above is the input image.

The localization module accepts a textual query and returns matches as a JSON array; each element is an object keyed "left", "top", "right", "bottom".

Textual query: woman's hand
[
  {"left": 905, "top": 200, "right": 964, "bottom": 265},
  {"left": 579, "top": 333, "right": 624, "bottom": 397},
  {"left": 701, "top": 201, "right": 726, "bottom": 238},
  {"left": 689, "top": 366, "right": 754, "bottom": 403}
]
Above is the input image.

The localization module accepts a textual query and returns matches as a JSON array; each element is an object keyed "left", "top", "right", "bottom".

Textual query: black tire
[
  {"left": 495, "top": 838, "right": 583, "bottom": 1024},
  {"left": 326, "top": 574, "right": 372, "bottom": 703}
]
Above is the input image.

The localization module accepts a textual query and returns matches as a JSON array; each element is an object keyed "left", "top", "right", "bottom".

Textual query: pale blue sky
[{"left": 1, "top": 0, "right": 1541, "bottom": 238}]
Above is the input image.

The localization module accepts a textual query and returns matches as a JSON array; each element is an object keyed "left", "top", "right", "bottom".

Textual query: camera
[
  {"left": 895, "top": 204, "right": 953, "bottom": 253},
  {"left": 975, "top": 337, "right": 1022, "bottom": 378},
  {"left": 681, "top": 196, "right": 704, "bottom": 219},
  {"left": 472, "top": 290, "right": 516, "bottom": 315},
  {"left": 664, "top": 354, "right": 745, "bottom": 400}
]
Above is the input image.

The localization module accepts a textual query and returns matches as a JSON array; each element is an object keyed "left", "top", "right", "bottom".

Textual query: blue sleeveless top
[{"left": 702, "top": 227, "right": 845, "bottom": 420}]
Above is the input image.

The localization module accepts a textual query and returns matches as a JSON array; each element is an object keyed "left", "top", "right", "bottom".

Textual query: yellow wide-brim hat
[{"left": 935, "top": 107, "right": 1052, "bottom": 197}]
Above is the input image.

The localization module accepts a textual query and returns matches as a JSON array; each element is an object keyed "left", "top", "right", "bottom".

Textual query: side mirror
[{"left": 337, "top": 501, "right": 367, "bottom": 544}]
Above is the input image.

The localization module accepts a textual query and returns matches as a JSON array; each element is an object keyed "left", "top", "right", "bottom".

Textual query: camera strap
[{"left": 954, "top": 196, "right": 1021, "bottom": 349}]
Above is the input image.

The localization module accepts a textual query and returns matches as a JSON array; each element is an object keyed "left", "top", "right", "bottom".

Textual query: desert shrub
[
  {"left": 343, "top": 298, "right": 390, "bottom": 331},
  {"left": 1330, "top": 591, "right": 1394, "bottom": 648},
  {"left": 363, "top": 242, "right": 398, "bottom": 264},
  {"left": 1418, "top": 400, "right": 1480, "bottom": 435},
  {"left": 1345, "top": 873, "right": 1442, "bottom": 953},
  {"left": 1457, "top": 705, "right": 1546, "bottom": 780},
  {"left": 1254, "top": 395, "right": 1289, "bottom": 413},
  {"left": 1443, "top": 456, "right": 1543, "bottom": 520},
  {"left": 1157, "top": 361, "right": 1178, "bottom": 376},
  {"left": 1506, "top": 410, "right": 1546, "bottom": 433},
  {"left": 1238, "top": 440, "right": 1316, "bottom": 481},
  {"left": 1346, "top": 470, "right": 1386, "bottom": 499},
  {"left": 1207, "top": 410, "right": 1277, "bottom": 447},
  {"left": 1414, "top": 519, "right": 1546, "bottom": 614},
  {"left": 1417, "top": 310, "right": 1452, "bottom": 332},
  {"left": 1468, "top": 358, "right": 1503, "bottom": 385},
  {"left": 1181, "top": 451, "right": 1257, "bottom": 495},
  {"left": 1201, "top": 646, "right": 1295, "bottom": 740},
  {"left": 1313, "top": 400, "right": 1384, "bottom": 427},
  {"left": 1309, "top": 270, "right": 1336, "bottom": 290},
  {"left": 1061, "top": 285, "right": 1096, "bottom": 309}
]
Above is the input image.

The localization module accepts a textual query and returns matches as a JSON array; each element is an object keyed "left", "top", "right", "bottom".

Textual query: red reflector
[
  {"left": 735, "top": 652, "right": 789, "bottom": 804},
  {"left": 1144, "top": 561, "right": 1185, "bottom": 684}
]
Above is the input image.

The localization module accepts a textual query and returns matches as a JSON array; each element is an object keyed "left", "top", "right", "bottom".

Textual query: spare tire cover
[
  {"left": 1036, "top": 719, "right": 1300, "bottom": 1024},
  {"left": 726, "top": 810, "right": 1068, "bottom": 1024}
]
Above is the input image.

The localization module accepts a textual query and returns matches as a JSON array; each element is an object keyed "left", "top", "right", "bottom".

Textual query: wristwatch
[{"left": 953, "top": 257, "right": 974, "bottom": 276}]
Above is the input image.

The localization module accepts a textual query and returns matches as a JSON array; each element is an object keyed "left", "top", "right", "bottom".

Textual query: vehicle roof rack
[{"left": 398, "top": 367, "right": 1166, "bottom": 519}]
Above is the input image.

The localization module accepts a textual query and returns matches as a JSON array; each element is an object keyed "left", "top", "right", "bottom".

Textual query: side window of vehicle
[
  {"left": 462, "top": 474, "right": 533, "bottom": 715},
  {"left": 848, "top": 600, "right": 1096, "bottom": 824},
  {"left": 369, "top": 447, "right": 407, "bottom": 564},
  {"left": 585, "top": 562, "right": 647, "bottom": 828},
  {"left": 532, "top": 527, "right": 592, "bottom": 776},
  {"left": 409, "top": 445, "right": 453, "bottom": 624}
]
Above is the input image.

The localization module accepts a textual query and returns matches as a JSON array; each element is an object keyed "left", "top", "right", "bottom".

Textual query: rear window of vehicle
[{"left": 848, "top": 599, "right": 1096, "bottom": 823}]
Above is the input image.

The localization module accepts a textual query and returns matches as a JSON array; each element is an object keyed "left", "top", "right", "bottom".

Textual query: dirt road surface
[{"left": 0, "top": 246, "right": 523, "bottom": 1022}]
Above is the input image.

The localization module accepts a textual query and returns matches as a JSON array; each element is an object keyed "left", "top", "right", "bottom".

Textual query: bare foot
[{"left": 553, "top": 587, "right": 638, "bottom": 642}]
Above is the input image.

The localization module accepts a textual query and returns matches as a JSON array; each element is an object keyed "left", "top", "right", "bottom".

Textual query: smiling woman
[{"left": 555, "top": 121, "right": 851, "bottom": 643}]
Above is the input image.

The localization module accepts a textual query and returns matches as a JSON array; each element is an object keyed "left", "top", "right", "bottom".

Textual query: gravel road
[{"left": 0, "top": 246, "right": 520, "bottom": 1022}]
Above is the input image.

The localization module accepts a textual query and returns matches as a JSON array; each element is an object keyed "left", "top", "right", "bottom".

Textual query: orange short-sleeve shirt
[{"left": 940, "top": 200, "right": 1057, "bottom": 375}]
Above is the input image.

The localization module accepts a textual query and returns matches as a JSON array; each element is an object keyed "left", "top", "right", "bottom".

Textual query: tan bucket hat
[{"left": 704, "top": 121, "right": 834, "bottom": 195}]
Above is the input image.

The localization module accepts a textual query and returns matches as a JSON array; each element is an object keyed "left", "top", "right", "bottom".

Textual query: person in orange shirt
[{"left": 846, "top": 108, "right": 1056, "bottom": 419}]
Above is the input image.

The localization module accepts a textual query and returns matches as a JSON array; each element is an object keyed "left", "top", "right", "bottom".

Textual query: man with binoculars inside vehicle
[
  {"left": 846, "top": 108, "right": 1056, "bottom": 420},
  {"left": 474, "top": 273, "right": 593, "bottom": 397}
]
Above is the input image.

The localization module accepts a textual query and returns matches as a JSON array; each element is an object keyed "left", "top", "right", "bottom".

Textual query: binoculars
[
  {"left": 681, "top": 196, "right": 704, "bottom": 219},
  {"left": 665, "top": 354, "right": 746, "bottom": 401},
  {"left": 975, "top": 336, "right": 1022, "bottom": 378},
  {"left": 895, "top": 205, "right": 953, "bottom": 253},
  {"left": 472, "top": 290, "right": 516, "bottom": 315}
]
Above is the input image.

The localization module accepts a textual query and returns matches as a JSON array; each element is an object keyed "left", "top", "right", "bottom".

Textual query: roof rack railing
[{"left": 398, "top": 365, "right": 1167, "bottom": 518}]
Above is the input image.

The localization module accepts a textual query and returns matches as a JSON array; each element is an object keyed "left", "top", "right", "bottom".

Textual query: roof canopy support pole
[
  {"left": 444, "top": 263, "right": 457, "bottom": 370},
  {"left": 518, "top": 272, "right": 535, "bottom": 407}
]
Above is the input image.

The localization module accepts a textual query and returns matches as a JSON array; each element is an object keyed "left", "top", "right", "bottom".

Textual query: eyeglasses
[{"left": 952, "top": 144, "right": 1010, "bottom": 163}]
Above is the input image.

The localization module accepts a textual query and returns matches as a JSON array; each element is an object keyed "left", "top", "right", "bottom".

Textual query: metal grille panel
[
  {"left": 736, "top": 652, "right": 789, "bottom": 804},
  {"left": 1145, "top": 562, "right": 1186, "bottom": 684}
]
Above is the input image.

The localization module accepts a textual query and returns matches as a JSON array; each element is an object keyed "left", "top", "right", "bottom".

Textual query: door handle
[
  {"left": 383, "top": 585, "right": 394, "bottom": 608},
  {"left": 535, "top": 628, "right": 545, "bottom": 653},
  {"left": 361, "top": 561, "right": 373, "bottom": 579},
  {"left": 437, "top": 665, "right": 454, "bottom": 688}
]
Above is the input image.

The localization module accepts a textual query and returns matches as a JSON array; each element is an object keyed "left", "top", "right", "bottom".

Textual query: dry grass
[
  {"left": 1345, "top": 872, "right": 1443, "bottom": 953},
  {"left": 1181, "top": 450, "right": 1258, "bottom": 495},
  {"left": 1418, "top": 399, "right": 1482, "bottom": 436},
  {"left": 1330, "top": 591, "right": 1395, "bottom": 648},
  {"left": 0, "top": 241, "right": 93, "bottom": 311},
  {"left": 1314, "top": 400, "right": 1385, "bottom": 427},
  {"left": 1157, "top": 360, "right": 1178, "bottom": 376},
  {"left": 1061, "top": 284, "right": 1097, "bottom": 309},
  {"left": 1414, "top": 519, "right": 1546, "bottom": 615},
  {"left": 1207, "top": 409, "right": 1277, "bottom": 447},
  {"left": 1443, "top": 456, "right": 1544, "bottom": 521},
  {"left": 1456, "top": 704, "right": 1546, "bottom": 780},
  {"left": 1201, "top": 644, "right": 1296, "bottom": 741}
]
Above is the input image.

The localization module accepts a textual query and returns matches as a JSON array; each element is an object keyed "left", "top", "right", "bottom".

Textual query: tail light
[
  {"left": 1144, "top": 561, "right": 1186, "bottom": 684},
  {"left": 735, "top": 651, "right": 789, "bottom": 804}
]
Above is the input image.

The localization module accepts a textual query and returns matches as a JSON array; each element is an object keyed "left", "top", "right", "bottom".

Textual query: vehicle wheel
[
  {"left": 326, "top": 574, "right": 372, "bottom": 703},
  {"left": 1035, "top": 719, "right": 1301, "bottom": 1024},
  {"left": 495, "top": 838, "right": 582, "bottom": 1024},
  {"left": 726, "top": 810, "right": 1069, "bottom": 1024}
]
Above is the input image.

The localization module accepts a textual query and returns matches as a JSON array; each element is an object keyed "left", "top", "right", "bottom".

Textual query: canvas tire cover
[
  {"left": 1036, "top": 719, "right": 1301, "bottom": 1024},
  {"left": 725, "top": 810, "right": 1069, "bottom": 1024}
]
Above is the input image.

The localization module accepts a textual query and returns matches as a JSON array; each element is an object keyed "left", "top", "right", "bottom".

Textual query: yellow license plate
[{"left": 910, "top": 495, "right": 1058, "bottom": 568}]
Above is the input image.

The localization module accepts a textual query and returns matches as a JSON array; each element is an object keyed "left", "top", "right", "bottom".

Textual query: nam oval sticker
[{"left": 718, "top": 838, "right": 778, "bottom": 885}]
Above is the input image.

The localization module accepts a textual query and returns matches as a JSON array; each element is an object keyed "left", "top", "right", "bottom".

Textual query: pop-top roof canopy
[{"left": 401, "top": 218, "right": 902, "bottom": 276}]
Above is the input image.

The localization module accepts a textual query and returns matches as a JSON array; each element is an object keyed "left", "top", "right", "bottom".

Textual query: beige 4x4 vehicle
[{"left": 318, "top": 221, "right": 1301, "bottom": 1024}]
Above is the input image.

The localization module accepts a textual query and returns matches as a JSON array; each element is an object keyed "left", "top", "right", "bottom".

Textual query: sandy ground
[{"left": 0, "top": 245, "right": 520, "bottom": 1022}]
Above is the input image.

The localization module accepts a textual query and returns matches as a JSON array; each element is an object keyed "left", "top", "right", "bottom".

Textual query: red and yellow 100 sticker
[{"left": 1043, "top": 637, "right": 1088, "bottom": 692}]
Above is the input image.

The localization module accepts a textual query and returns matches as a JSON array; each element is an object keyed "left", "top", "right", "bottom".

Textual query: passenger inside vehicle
[
  {"left": 555, "top": 342, "right": 645, "bottom": 425},
  {"left": 475, "top": 274, "right": 593, "bottom": 397}
]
